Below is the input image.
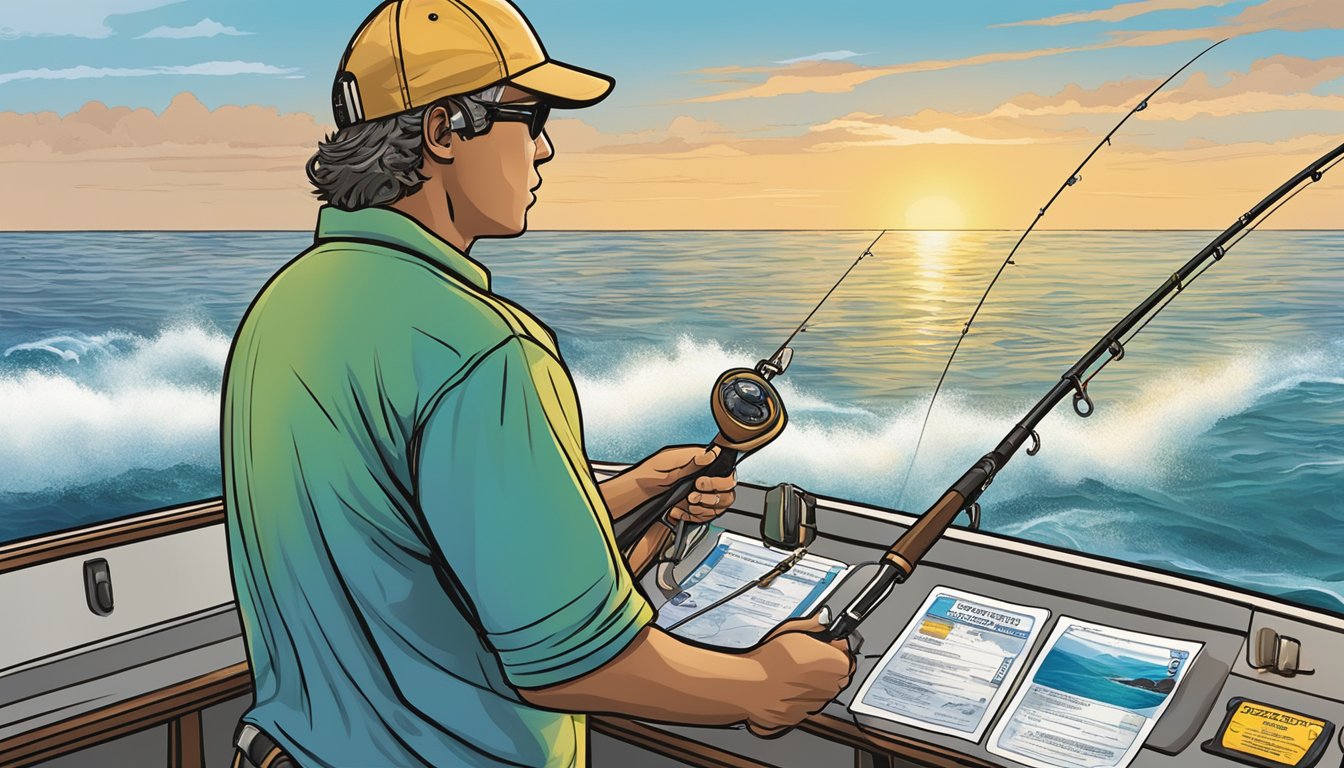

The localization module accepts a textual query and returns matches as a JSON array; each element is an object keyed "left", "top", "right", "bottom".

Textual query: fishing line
[
  {"left": 765, "top": 230, "right": 886, "bottom": 370},
  {"left": 611, "top": 232, "right": 884, "bottom": 577},
  {"left": 895, "top": 40, "right": 1227, "bottom": 506}
]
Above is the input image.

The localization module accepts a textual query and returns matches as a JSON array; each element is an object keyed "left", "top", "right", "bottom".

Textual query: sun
[{"left": 905, "top": 196, "right": 966, "bottom": 230}]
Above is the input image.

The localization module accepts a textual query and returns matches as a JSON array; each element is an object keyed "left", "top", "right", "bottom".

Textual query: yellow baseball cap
[{"left": 332, "top": 0, "right": 614, "bottom": 127}]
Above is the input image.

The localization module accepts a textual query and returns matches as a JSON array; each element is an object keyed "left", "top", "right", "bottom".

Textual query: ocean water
[{"left": 2, "top": 229, "right": 1342, "bottom": 615}]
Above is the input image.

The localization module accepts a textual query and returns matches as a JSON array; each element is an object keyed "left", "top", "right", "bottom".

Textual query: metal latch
[
  {"left": 1248, "top": 626, "right": 1314, "bottom": 677},
  {"left": 83, "top": 558, "right": 114, "bottom": 617}
]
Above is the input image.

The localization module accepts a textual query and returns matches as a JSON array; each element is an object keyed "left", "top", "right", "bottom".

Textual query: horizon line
[{"left": 3, "top": 227, "right": 1344, "bottom": 234}]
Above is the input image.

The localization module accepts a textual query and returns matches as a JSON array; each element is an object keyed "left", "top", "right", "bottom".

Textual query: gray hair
[{"left": 306, "top": 106, "right": 431, "bottom": 210}]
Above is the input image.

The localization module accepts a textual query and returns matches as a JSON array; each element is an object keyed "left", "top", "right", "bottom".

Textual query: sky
[{"left": 1, "top": 0, "right": 1342, "bottom": 229}]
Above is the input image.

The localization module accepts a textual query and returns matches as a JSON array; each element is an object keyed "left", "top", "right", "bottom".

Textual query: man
[{"left": 221, "top": 1, "right": 853, "bottom": 766}]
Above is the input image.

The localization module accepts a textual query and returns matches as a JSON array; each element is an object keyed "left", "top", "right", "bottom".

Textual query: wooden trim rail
[
  {"left": 0, "top": 659, "right": 998, "bottom": 768},
  {"left": 0, "top": 499, "right": 225, "bottom": 574},
  {"left": 0, "top": 662, "right": 250, "bottom": 768}
]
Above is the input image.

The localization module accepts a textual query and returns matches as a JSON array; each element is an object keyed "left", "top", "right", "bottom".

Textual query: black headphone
[{"left": 332, "top": 72, "right": 364, "bottom": 129}]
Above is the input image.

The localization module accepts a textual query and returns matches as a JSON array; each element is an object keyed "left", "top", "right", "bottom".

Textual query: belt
[{"left": 232, "top": 723, "right": 295, "bottom": 768}]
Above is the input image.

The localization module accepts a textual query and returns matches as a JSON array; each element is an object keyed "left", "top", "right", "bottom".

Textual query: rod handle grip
[
  {"left": 612, "top": 442, "right": 739, "bottom": 554},
  {"left": 887, "top": 489, "right": 967, "bottom": 572}
]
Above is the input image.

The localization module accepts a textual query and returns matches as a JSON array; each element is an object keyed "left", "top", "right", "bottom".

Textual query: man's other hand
[
  {"left": 634, "top": 445, "right": 736, "bottom": 524},
  {"left": 741, "top": 615, "right": 854, "bottom": 738}
]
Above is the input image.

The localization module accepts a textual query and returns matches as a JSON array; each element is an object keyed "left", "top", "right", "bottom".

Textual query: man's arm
[
  {"left": 520, "top": 619, "right": 853, "bottom": 735},
  {"left": 414, "top": 337, "right": 850, "bottom": 733}
]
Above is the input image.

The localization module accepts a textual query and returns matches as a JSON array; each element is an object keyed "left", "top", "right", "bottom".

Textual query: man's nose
[{"left": 535, "top": 131, "right": 554, "bottom": 165}]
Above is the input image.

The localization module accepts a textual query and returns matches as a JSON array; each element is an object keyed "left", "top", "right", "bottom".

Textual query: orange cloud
[
  {"left": 685, "top": 0, "right": 1343, "bottom": 103},
  {"left": 685, "top": 46, "right": 1095, "bottom": 103},
  {"left": 1107, "top": 0, "right": 1344, "bottom": 47},
  {"left": 977, "top": 55, "right": 1344, "bottom": 122},
  {"left": 0, "top": 93, "right": 328, "bottom": 230},
  {"left": 3, "top": 94, "right": 1340, "bottom": 231},
  {"left": 1001, "top": 0, "right": 1240, "bottom": 28}
]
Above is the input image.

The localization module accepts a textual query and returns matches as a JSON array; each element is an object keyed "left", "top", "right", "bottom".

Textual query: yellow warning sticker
[
  {"left": 918, "top": 618, "right": 953, "bottom": 639},
  {"left": 1221, "top": 701, "right": 1327, "bottom": 766}
]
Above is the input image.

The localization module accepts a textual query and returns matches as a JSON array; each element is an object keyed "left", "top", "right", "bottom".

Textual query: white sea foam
[
  {"left": 575, "top": 337, "right": 1343, "bottom": 509},
  {"left": 0, "top": 325, "right": 230, "bottom": 494},
  {"left": 2, "top": 327, "right": 1338, "bottom": 507}
]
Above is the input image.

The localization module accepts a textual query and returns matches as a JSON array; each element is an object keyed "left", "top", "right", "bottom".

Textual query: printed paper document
[
  {"left": 850, "top": 588, "right": 1050, "bottom": 741},
  {"left": 654, "top": 531, "right": 848, "bottom": 649},
  {"left": 987, "top": 617, "right": 1203, "bottom": 768}
]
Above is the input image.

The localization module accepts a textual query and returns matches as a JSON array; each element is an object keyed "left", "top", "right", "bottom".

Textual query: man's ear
[{"left": 423, "top": 104, "right": 455, "bottom": 164}]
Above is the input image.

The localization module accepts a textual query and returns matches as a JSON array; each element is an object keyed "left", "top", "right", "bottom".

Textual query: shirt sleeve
[{"left": 413, "top": 335, "right": 653, "bottom": 689}]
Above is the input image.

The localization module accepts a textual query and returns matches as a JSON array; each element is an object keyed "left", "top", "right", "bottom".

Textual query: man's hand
[
  {"left": 641, "top": 445, "right": 737, "bottom": 524},
  {"left": 602, "top": 445, "right": 736, "bottom": 522},
  {"left": 741, "top": 614, "right": 855, "bottom": 737}
]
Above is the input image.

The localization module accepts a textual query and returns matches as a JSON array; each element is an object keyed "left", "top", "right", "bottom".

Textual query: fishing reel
[
  {"left": 611, "top": 350, "right": 792, "bottom": 595},
  {"left": 647, "top": 358, "right": 790, "bottom": 594}
]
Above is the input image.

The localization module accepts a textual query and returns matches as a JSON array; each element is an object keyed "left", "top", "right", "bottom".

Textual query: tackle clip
[{"left": 965, "top": 502, "right": 981, "bottom": 530}]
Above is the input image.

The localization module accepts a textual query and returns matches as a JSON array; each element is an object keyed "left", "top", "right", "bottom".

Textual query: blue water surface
[{"left": 1, "top": 229, "right": 1341, "bottom": 614}]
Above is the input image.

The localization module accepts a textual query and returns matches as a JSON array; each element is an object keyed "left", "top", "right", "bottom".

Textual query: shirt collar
[{"left": 315, "top": 206, "right": 491, "bottom": 292}]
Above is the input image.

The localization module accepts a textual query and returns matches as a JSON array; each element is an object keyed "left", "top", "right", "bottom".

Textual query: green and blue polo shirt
[{"left": 222, "top": 206, "right": 652, "bottom": 767}]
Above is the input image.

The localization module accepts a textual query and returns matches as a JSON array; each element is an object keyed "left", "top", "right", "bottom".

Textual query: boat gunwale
[{"left": 4, "top": 464, "right": 1342, "bottom": 635}]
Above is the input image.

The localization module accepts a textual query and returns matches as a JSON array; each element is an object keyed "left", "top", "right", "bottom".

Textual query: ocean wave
[
  {"left": 575, "top": 336, "right": 1344, "bottom": 510},
  {"left": 2, "top": 326, "right": 1339, "bottom": 510},
  {"left": 0, "top": 324, "right": 230, "bottom": 494}
]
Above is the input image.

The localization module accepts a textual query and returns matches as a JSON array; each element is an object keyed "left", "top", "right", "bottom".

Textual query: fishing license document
[
  {"left": 848, "top": 588, "right": 1051, "bottom": 741},
  {"left": 653, "top": 531, "right": 850, "bottom": 648},
  {"left": 987, "top": 618, "right": 1203, "bottom": 768}
]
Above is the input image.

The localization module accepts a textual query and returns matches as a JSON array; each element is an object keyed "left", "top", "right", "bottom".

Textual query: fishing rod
[
  {"left": 612, "top": 231, "right": 886, "bottom": 588},
  {"left": 896, "top": 39, "right": 1226, "bottom": 506},
  {"left": 824, "top": 139, "right": 1344, "bottom": 642}
]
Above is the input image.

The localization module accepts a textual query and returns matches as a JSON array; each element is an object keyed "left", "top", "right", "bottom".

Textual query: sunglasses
[
  {"left": 486, "top": 102, "right": 551, "bottom": 139},
  {"left": 451, "top": 97, "right": 551, "bottom": 140}
]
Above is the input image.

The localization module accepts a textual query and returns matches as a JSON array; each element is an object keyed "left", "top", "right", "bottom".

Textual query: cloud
[
  {"left": 686, "top": 0, "right": 1343, "bottom": 103},
  {"left": 0, "top": 0, "right": 180, "bottom": 39},
  {"left": 0, "top": 61, "right": 300, "bottom": 86},
  {"left": 0, "top": 92, "right": 327, "bottom": 153},
  {"left": 807, "top": 114, "right": 1038, "bottom": 150},
  {"left": 1106, "top": 0, "right": 1344, "bottom": 47},
  {"left": 0, "top": 93, "right": 328, "bottom": 230},
  {"left": 774, "top": 50, "right": 867, "bottom": 65},
  {"left": 135, "top": 18, "right": 251, "bottom": 39},
  {"left": 980, "top": 55, "right": 1344, "bottom": 122},
  {"left": 1000, "top": 0, "right": 1240, "bottom": 27},
  {"left": 687, "top": 45, "right": 1094, "bottom": 102}
]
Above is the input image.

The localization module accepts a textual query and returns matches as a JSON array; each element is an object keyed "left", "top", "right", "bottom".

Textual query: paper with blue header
[
  {"left": 850, "top": 588, "right": 1051, "bottom": 741},
  {"left": 655, "top": 531, "right": 849, "bottom": 648}
]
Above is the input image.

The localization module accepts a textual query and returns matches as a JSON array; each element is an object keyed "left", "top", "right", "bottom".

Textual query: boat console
[{"left": 2, "top": 472, "right": 1341, "bottom": 768}]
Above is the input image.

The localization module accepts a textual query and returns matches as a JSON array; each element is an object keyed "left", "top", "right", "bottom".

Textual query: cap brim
[{"left": 509, "top": 60, "right": 614, "bottom": 108}]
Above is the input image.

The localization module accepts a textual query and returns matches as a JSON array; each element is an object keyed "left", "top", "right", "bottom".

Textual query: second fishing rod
[{"left": 821, "top": 139, "right": 1344, "bottom": 642}]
